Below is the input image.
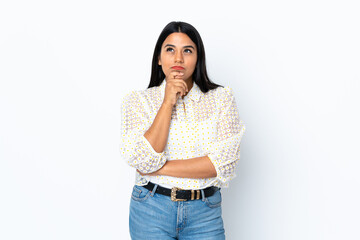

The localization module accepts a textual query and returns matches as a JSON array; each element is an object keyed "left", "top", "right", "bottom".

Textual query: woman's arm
[
  {"left": 143, "top": 102, "right": 173, "bottom": 153},
  {"left": 144, "top": 72, "right": 188, "bottom": 153},
  {"left": 138, "top": 156, "right": 217, "bottom": 179},
  {"left": 120, "top": 91, "right": 168, "bottom": 174},
  {"left": 139, "top": 87, "right": 246, "bottom": 183}
]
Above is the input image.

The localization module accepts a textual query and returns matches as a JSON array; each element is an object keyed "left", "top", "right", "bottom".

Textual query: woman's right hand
[{"left": 162, "top": 71, "right": 189, "bottom": 107}]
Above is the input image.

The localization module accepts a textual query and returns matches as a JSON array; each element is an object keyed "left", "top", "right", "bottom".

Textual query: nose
[{"left": 175, "top": 50, "right": 184, "bottom": 63}]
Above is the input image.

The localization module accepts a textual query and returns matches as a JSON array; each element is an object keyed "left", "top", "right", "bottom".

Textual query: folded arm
[
  {"left": 120, "top": 91, "right": 169, "bottom": 173},
  {"left": 139, "top": 87, "right": 246, "bottom": 184},
  {"left": 138, "top": 155, "right": 217, "bottom": 178}
]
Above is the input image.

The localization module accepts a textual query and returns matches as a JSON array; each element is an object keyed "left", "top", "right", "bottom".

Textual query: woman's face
[{"left": 158, "top": 32, "right": 198, "bottom": 83}]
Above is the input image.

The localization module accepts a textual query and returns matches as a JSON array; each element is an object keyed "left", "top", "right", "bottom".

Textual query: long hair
[{"left": 147, "top": 21, "right": 222, "bottom": 93}]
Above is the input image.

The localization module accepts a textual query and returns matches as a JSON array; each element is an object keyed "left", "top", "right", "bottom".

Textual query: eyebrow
[{"left": 164, "top": 44, "right": 195, "bottom": 49}]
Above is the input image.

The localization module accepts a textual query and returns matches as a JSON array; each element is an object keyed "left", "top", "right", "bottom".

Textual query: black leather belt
[{"left": 142, "top": 181, "right": 219, "bottom": 201}]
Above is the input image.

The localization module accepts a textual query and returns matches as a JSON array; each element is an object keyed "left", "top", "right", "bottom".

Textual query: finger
[
  {"left": 172, "top": 75, "right": 188, "bottom": 92},
  {"left": 182, "top": 81, "right": 188, "bottom": 92},
  {"left": 171, "top": 71, "right": 184, "bottom": 79},
  {"left": 174, "top": 80, "right": 188, "bottom": 92},
  {"left": 170, "top": 79, "right": 187, "bottom": 88},
  {"left": 178, "top": 86, "right": 186, "bottom": 96},
  {"left": 166, "top": 79, "right": 188, "bottom": 94},
  {"left": 172, "top": 86, "right": 185, "bottom": 97},
  {"left": 173, "top": 84, "right": 187, "bottom": 95},
  {"left": 173, "top": 75, "right": 184, "bottom": 80}
]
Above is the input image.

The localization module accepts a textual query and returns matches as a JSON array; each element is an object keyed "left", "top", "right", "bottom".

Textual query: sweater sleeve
[
  {"left": 119, "top": 91, "right": 167, "bottom": 173},
  {"left": 207, "top": 87, "right": 246, "bottom": 185}
]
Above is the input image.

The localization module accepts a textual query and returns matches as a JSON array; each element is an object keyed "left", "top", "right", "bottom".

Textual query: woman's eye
[
  {"left": 184, "top": 49, "right": 192, "bottom": 53},
  {"left": 166, "top": 47, "right": 174, "bottom": 52}
]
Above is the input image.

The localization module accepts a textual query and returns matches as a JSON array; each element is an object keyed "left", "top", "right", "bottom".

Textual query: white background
[{"left": 1, "top": 0, "right": 359, "bottom": 239}]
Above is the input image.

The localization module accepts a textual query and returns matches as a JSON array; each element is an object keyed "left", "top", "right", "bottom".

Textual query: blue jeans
[{"left": 129, "top": 183, "right": 226, "bottom": 240}]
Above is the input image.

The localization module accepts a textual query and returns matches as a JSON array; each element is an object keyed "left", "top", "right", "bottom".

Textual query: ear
[{"left": 158, "top": 56, "right": 161, "bottom": 65}]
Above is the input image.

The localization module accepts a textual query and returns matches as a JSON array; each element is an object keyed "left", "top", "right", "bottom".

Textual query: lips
[{"left": 172, "top": 66, "right": 185, "bottom": 70}]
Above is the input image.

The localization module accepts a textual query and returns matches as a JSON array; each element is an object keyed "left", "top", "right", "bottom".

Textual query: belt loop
[
  {"left": 150, "top": 182, "right": 158, "bottom": 197},
  {"left": 200, "top": 189, "right": 205, "bottom": 201}
]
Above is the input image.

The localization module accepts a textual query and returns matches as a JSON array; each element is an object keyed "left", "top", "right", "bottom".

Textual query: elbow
[{"left": 122, "top": 154, "right": 166, "bottom": 174}]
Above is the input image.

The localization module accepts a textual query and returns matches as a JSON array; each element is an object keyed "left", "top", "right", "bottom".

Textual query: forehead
[{"left": 162, "top": 33, "right": 196, "bottom": 48}]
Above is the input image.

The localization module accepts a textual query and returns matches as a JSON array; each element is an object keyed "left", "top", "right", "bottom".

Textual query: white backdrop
[{"left": 1, "top": 0, "right": 359, "bottom": 239}]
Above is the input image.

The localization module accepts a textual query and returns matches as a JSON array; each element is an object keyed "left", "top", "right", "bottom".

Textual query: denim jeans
[{"left": 129, "top": 183, "right": 226, "bottom": 240}]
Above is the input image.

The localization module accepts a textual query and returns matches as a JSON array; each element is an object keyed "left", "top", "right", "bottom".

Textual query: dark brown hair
[{"left": 147, "top": 21, "right": 222, "bottom": 93}]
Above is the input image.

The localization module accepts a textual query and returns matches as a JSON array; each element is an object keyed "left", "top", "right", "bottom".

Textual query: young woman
[{"left": 120, "top": 21, "right": 246, "bottom": 239}]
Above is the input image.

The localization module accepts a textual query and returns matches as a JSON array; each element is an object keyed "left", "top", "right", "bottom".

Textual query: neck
[{"left": 184, "top": 77, "right": 194, "bottom": 93}]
